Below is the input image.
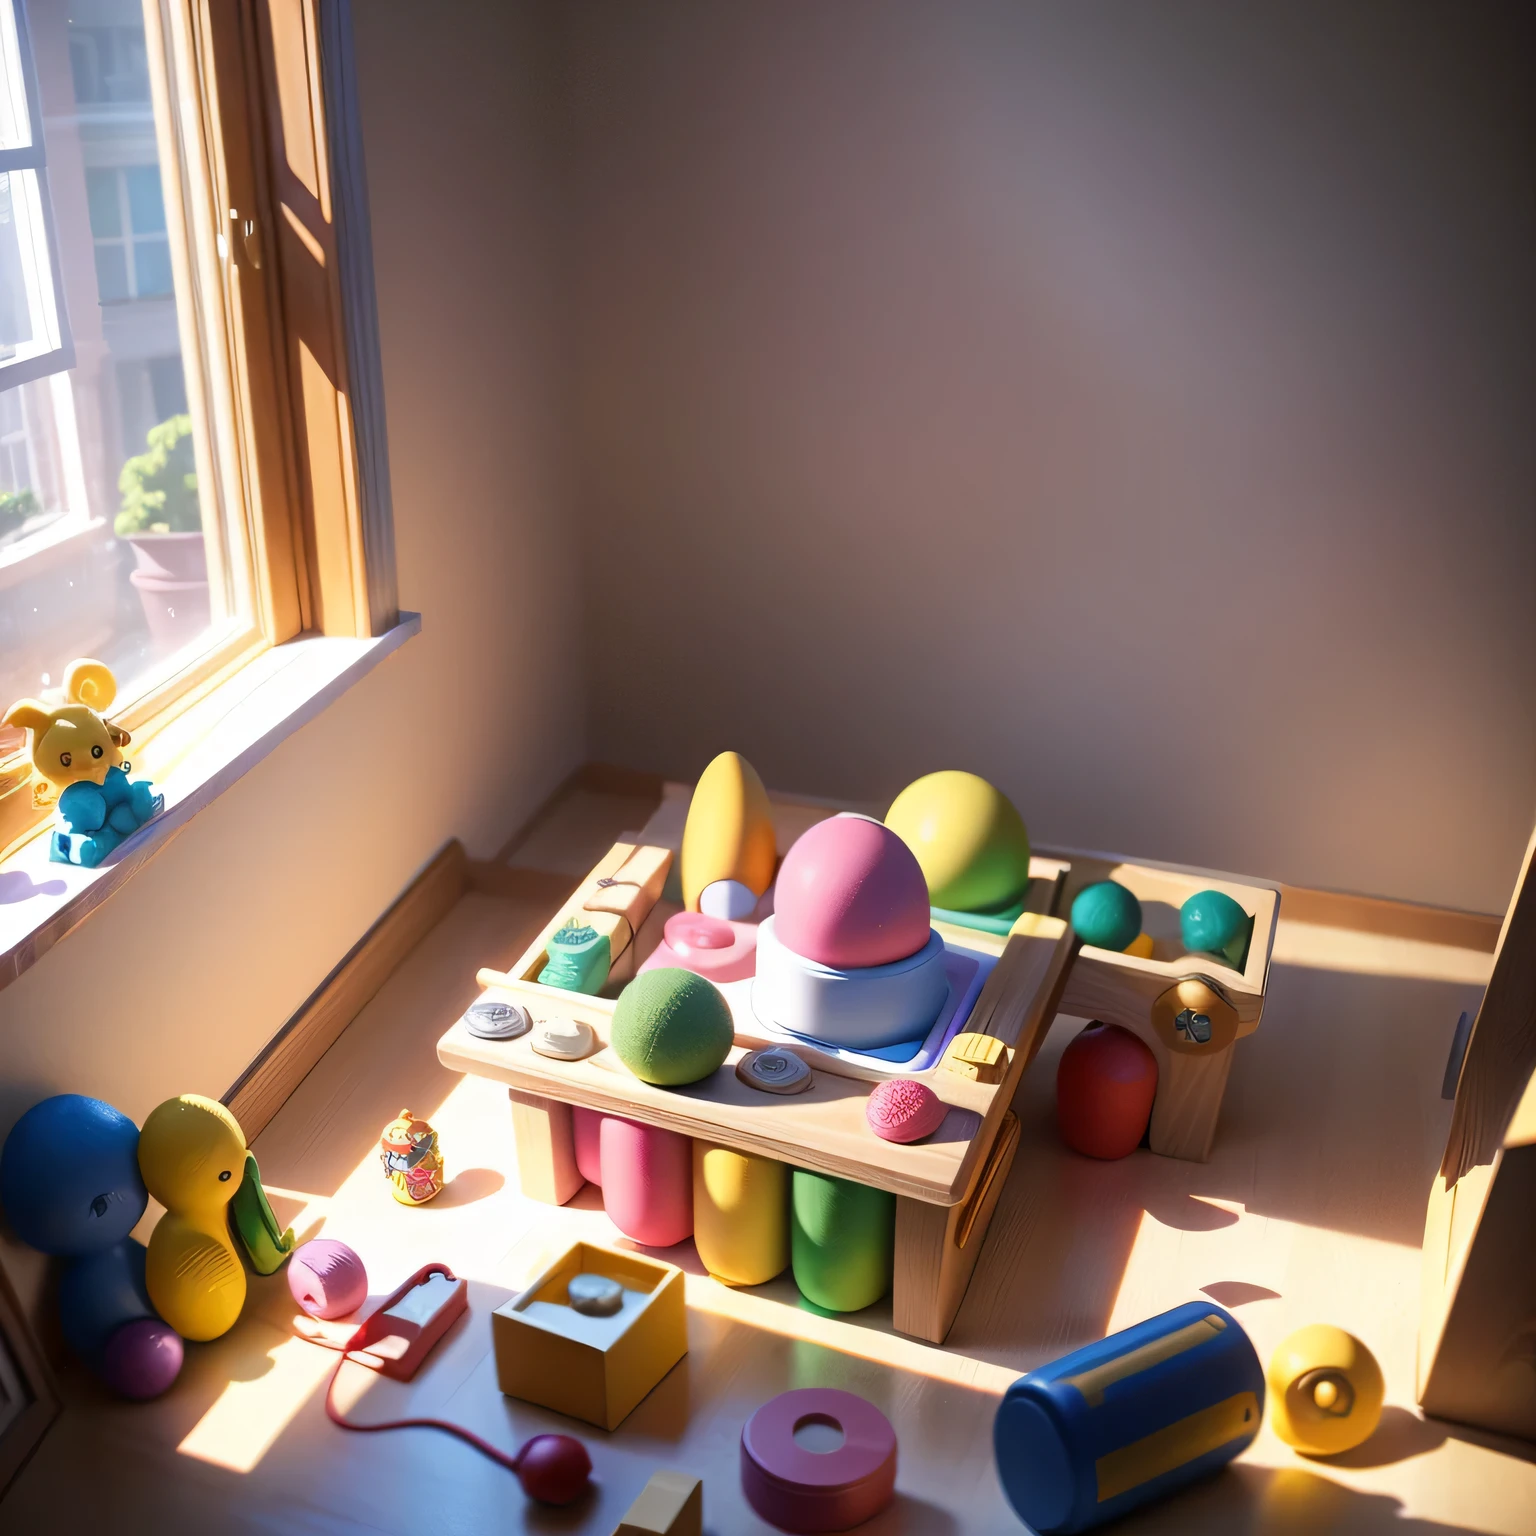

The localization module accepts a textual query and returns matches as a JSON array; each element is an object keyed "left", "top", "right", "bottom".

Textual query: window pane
[
  {"left": 85, "top": 167, "right": 120, "bottom": 237},
  {"left": 1, "top": 0, "right": 246, "bottom": 765},
  {"left": 131, "top": 237, "right": 171, "bottom": 298},
  {"left": 92, "top": 241, "right": 127, "bottom": 302},
  {"left": 123, "top": 165, "right": 164, "bottom": 233},
  {"left": 0, "top": 0, "right": 34, "bottom": 151}
]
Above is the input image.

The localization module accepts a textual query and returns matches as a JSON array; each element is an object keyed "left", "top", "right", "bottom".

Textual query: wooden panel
[
  {"left": 253, "top": 0, "right": 374, "bottom": 638},
  {"left": 1419, "top": 822, "right": 1536, "bottom": 1433},
  {"left": 893, "top": 1111, "right": 1020, "bottom": 1342},
  {"left": 1437, "top": 823, "right": 1536, "bottom": 1183},
  {"left": 224, "top": 839, "right": 468, "bottom": 1139},
  {"left": 315, "top": 0, "right": 396, "bottom": 634},
  {"left": 0, "top": 1262, "right": 58, "bottom": 1496},
  {"left": 508, "top": 1090, "right": 583, "bottom": 1205}
]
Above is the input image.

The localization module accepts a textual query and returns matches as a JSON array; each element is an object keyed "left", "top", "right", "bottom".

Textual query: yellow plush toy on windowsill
[{"left": 2, "top": 658, "right": 165, "bottom": 867}]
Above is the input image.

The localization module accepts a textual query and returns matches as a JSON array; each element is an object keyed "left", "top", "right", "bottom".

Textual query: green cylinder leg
[{"left": 791, "top": 1169, "right": 895, "bottom": 1313}]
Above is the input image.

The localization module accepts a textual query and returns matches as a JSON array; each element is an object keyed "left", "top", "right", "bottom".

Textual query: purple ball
[
  {"left": 287, "top": 1238, "right": 368, "bottom": 1320},
  {"left": 100, "top": 1318, "right": 183, "bottom": 1400}
]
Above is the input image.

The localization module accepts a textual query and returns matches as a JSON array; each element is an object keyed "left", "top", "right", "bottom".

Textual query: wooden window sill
[{"left": 0, "top": 613, "right": 420, "bottom": 992}]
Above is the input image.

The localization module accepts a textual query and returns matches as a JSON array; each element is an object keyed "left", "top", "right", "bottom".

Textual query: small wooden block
[
  {"left": 613, "top": 1469, "right": 702, "bottom": 1536},
  {"left": 508, "top": 1090, "right": 583, "bottom": 1204},
  {"left": 585, "top": 845, "right": 673, "bottom": 925},
  {"left": 941, "top": 1031, "right": 1008, "bottom": 1084}
]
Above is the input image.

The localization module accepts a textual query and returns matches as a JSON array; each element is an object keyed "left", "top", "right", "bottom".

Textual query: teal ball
[
  {"left": 1071, "top": 881, "right": 1142, "bottom": 952},
  {"left": 1180, "top": 890, "right": 1251, "bottom": 964},
  {"left": 611, "top": 968, "right": 734, "bottom": 1086}
]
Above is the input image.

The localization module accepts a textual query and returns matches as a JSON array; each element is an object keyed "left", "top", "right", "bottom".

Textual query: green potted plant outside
[{"left": 116, "top": 414, "right": 210, "bottom": 648}]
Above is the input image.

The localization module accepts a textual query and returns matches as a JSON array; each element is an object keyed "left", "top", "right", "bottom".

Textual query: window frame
[
  {"left": 0, "top": 0, "right": 76, "bottom": 390},
  {"left": 0, "top": 0, "right": 395, "bottom": 863}
]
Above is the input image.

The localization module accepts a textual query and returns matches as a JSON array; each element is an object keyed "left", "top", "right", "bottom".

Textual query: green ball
[
  {"left": 790, "top": 1170, "right": 895, "bottom": 1313},
  {"left": 611, "top": 968, "right": 734, "bottom": 1086},
  {"left": 1070, "top": 880, "right": 1142, "bottom": 952},
  {"left": 1180, "top": 889, "right": 1251, "bottom": 966}
]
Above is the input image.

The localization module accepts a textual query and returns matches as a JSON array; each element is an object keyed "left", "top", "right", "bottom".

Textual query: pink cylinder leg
[
  {"left": 598, "top": 1115, "right": 693, "bottom": 1247},
  {"left": 740, "top": 1387, "right": 897, "bottom": 1532},
  {"left": 572, "top": 1106, "right": 604, "bottom": 1187}
]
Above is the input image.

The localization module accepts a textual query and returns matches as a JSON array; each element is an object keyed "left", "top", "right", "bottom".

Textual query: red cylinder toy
[{"left": 1055, "top": 1022, "right": 1158, "bottom": 1159}]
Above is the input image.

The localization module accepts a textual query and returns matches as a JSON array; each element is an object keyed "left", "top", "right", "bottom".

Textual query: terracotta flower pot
[{"left": 124, "top": 532, "right": 210, "bottom": 651}]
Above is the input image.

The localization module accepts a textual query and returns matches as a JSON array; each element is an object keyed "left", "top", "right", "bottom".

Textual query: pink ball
[
  {"left": 865, "top": 1079, "right": 948, "bottom": 1143},
  {"left": 774, "top": 816, "right": 931, "bottom": 969},
  {"left": 287, "top": 1238, "right": 369, "bottom": 1320},
  {"left": 100, "top": 1318, "right": 183, "bottom": 1400}
]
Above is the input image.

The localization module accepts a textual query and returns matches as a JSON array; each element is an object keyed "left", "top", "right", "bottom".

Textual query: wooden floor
[{"left": 4, "top": 791, "right": 1533, "bottom": 1535}]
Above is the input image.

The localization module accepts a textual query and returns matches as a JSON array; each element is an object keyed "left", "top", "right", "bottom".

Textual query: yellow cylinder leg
[{"left": 692, "top": 1142, "right": 789, "bottom": 1286}]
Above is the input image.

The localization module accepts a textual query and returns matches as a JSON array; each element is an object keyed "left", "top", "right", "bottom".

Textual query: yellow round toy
[
  {"left": 1267, "top": 1324, "right": 1384, "bottom": 1455},
  {"left": 885, "top": 770, "right": 1030, "bottom": 913}
]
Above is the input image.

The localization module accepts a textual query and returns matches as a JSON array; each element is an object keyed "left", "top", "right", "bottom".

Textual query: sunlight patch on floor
[{"left": 177, "top": 1328, "right": 339, "bottom": 1473}]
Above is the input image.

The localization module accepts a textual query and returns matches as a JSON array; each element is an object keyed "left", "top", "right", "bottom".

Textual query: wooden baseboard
[{"left": 223, "top": 839, "right": 469, "bottom": 1141}]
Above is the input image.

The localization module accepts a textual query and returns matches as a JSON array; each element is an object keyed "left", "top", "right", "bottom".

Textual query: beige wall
[
  {"left": 0, "top": 2, "right": 582, "bottom": 1302},
  {"left": 558, "top": 0, "right": 1535, "bottom": 914}
]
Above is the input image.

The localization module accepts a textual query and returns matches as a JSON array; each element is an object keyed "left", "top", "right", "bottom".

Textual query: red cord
[{"left": 321, "top": 1349, "right": 527, "bottom": 1475}]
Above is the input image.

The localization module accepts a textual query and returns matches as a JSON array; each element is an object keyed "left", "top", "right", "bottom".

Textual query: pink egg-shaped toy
[
  {"left": 865, "top": 1079, "right": 948, "bottom": 1143},
  {"left": 287, "top": 1238, "right": 369, "bottom": 1320},
  {"left": 774, "top": 815, "right": 931, "bottom": 969}
]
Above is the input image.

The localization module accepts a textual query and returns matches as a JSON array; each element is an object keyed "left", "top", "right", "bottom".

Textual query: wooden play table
[{"left": 439, "top": 792, "right": 1280, "bottom": 1344}]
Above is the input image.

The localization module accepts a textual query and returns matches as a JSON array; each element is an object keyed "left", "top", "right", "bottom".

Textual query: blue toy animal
[
  {"left": 1, "top": 1095, "right": 183, "bottom": 1398},
  {"left": 2, "top": 660, "right": 164, "bottom": 867}
]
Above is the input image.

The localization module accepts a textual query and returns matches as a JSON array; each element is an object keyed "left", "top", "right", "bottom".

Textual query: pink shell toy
[
  {"left": 639, "top": 910, "right": 759, "bottom": 983},
  {"left": 740, "top": 1387, "right": 898, "bottom": 1532},
  {"left": 865, "top": 1079, "right": 947, "bottom": 1143},
  {"left": 288, "top": 1238, "right": 370, "bottom": 1320},
  {"left": 773, "top": 815, "right": 931, "bottom": 969}
]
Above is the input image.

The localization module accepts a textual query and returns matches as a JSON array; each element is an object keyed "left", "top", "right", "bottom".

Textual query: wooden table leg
[
  {"left": 893, "top": 1112, "right": 1021, "bottom": 1344},
  {"left": 1147, "top": 1044, "right": 1236, "bottom": 1162},
  {"left": 509, "top": 1089, "right": 583, "bottom": 1204}
]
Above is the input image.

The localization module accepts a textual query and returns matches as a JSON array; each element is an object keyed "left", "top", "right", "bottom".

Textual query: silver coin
[
  {"left": 736, "top": 1047, "right": 812, "bottom": 1095},
  {"left": 464, "top": 999, "right": 531, "bottom": 1041}
]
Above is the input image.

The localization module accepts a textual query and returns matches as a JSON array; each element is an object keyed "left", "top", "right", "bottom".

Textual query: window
[
  {"left": 0, "top": 0, "right": 396, "bottom": 860},
  {"left": 87, "top": 166, "right": 172, "bottom": 301},
  {"left": 0, "top": 0, "right": 73, "bottom": 389}
]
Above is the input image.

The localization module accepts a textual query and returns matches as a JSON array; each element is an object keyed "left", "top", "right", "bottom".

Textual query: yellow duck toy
[{"left": 137, "top": 1095, "right": 295, "bottom": 1342}]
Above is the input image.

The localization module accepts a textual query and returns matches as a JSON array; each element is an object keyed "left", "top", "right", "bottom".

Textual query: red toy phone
[{"left": 339, "top": 1263, "right": 467, "bottom": 1381}]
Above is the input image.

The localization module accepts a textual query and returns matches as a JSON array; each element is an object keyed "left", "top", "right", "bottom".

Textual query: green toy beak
[{"left": 229, "top": 1152, "right": 297, "bottom": 1275}]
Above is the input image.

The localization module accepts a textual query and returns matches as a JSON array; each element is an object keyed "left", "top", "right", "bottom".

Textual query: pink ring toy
[
  {"left": 740, "top": 1388, "right": 897, "bottom": 1532},
  {"left": 640, "top": 911, "right": 758, "bottom": 984}
]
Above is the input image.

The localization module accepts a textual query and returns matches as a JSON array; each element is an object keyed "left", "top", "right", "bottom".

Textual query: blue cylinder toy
[{"left": 994, "top": 1301, "right": 1263, "bottom": 1532}]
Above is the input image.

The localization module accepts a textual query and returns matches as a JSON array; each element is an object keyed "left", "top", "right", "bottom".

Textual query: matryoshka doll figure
[{"left": 379, "top": 1109, "right": 444, "bottom": 1205}]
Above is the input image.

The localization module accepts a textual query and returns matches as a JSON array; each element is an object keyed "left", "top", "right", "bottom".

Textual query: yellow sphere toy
[
  {"left": 885, "top": 770, "right": 1030, "bottom": 913},
  {"left": 1267, "top": 1324, "right": 1384, "bottom": 1455}
]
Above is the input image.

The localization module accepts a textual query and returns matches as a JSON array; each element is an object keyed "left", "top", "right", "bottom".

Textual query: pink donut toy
[
  {"left": 740, "top": 1387, "right": 897, "bottom": 1532},
  {"left": 865, "top": 1079, "right": 947, "bottom": 1144},
  {"left": 639, "top": 911, "right": 759, "bottom": 984},
  {"left": 774, "top": 816, "right": 931, "bottom": 969},
  {"left": 572, "top": 1106, "right": 604, "bottom": 1187},
  {"left": 598, "top": 1115, "right": 693, "bottom": 1248}
]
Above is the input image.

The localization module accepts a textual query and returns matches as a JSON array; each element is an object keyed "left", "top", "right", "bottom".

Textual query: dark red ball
[
  {"left": 515, "top": 1433, "right": 592, "bottom": 1505},
  {"left": 1056, "top": 1022, "right": 1158, "bottom": 1159}
]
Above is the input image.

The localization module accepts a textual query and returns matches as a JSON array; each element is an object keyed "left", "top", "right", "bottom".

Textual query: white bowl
[{"left": 750, "top": 916, "right": 949, "bottom": 1050}]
